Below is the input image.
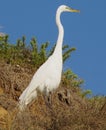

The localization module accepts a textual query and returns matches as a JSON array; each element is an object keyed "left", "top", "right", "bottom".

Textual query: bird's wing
[
  {"left": 19, "top": 56, "right": 61, "bottom": 105},
  {"left": 19, "top": 55, "right": 60, "bottom": 103}
]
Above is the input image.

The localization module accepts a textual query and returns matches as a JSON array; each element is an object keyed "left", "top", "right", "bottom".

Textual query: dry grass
[{"left": 0, "top": 61, "right": 106, "bottom": 130}]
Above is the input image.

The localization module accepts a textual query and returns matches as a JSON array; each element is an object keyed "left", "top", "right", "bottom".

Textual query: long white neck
[{"left": 53, "top": 9, "right": 64, "bottom": 56}]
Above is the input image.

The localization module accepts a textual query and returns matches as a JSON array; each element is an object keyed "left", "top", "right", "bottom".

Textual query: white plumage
[{"left": 18, "top": 5, "right": 79, "bottom": 111}]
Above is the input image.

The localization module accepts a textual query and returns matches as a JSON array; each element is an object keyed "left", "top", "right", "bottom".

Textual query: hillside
[{"left": 0, "top": 35, "right": 106, "bottom": 130}]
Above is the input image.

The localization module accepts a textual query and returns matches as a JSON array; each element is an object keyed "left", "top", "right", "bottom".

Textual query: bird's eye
[{"left": 66, "top": 7, "right": 71, "bottom": 10}]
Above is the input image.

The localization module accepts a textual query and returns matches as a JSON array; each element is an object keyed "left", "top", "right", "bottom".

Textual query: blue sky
[{"left": 0, "top": 0, "right": 106, "bottom": 95}]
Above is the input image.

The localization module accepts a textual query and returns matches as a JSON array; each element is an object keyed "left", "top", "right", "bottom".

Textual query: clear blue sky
[{"left": 0, "top": 0, "right": 106, "bottom": 95}]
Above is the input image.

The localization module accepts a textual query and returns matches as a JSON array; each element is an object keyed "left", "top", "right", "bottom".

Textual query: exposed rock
[
  {"left": 0, "top": 106, "right": 11, "bottom": 130},
  {"left": 0, "top": 87, "right": 3, "bottom": 95}
]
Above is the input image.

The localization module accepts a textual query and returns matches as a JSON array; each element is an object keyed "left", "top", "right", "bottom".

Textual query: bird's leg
[
  {"left": 47, "top": 91, "right": 52, "bottom": 106},
  {"left": 43, "top": 93, "right": 51, "bottom": 108},
  {"left": 43, "top": 87, "right": 52, "bottom": 108}
]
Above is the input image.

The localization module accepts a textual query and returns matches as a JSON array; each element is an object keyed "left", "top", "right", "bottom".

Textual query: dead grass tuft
[{"left": 0, "top": 61, "right": 106, "bottom": 130}]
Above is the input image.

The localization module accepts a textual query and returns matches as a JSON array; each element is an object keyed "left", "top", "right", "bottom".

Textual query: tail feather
[
  {"left": 18, "top": 90, "right": 37, "bottom": 111},
  {"left": 18, "top": 100, "right": 27, "bottom": 112}
]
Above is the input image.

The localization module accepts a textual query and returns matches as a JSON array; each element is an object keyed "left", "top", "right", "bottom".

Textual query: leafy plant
[
  {"left": 81, "top": 89, "right": 92, "bottom": 98},
  {"left": 62, "top": 69, "right": 84, "bottom": 87},
  {"left": 62, "top": 45, "right": 76, "bottom": 63},
  {"left": 0, "top": 35, "right": 76, "bottom": 68},
  {"left": 48, "top": 43, "right": 76, "bottom": 63}
]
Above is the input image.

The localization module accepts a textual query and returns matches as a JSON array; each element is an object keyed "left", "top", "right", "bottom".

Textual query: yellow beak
[
  {"left": 70, "top": 9, "right": 80, "bottom": 13},
  {"left": 67, "top": 7, "right": 80, "bottom": 13}
]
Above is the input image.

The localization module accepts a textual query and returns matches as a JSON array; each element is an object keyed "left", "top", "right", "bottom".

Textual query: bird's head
[{"left": 58, "top": 5, "right": 80, "bottom": 13}]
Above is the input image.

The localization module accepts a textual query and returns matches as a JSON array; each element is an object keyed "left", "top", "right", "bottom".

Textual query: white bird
[{"left": 18, "top": 5, "right": 79, "bottom": 111}]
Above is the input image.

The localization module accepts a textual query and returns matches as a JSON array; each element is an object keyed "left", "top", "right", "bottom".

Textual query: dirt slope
[{"left": 0, "top": 61, "right": 106, "bottom": 130}]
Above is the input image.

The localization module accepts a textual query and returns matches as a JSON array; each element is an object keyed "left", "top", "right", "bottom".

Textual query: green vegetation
[
  {"left": 0, "top": 35, "right": 76, "bottom": 68},
  {"left": 0, "top": 34, "right": 83, "bottom": 90},
  {"left": 0, "top": 34, "right": 106, "bottom": 130}
]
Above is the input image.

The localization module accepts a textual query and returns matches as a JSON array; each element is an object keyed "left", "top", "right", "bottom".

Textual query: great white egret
[{"left": 18, "top": 5, "right": 79, "bottom": 111}]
